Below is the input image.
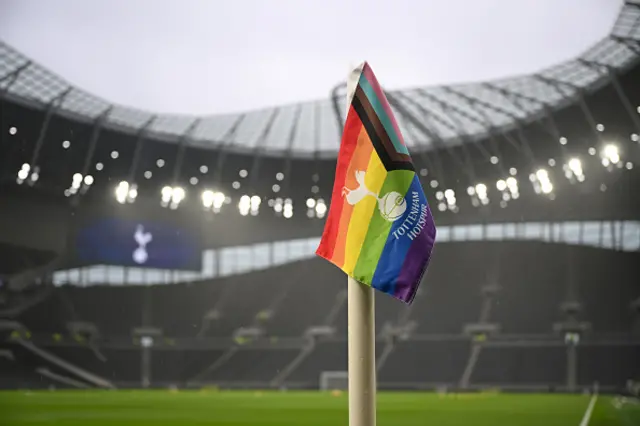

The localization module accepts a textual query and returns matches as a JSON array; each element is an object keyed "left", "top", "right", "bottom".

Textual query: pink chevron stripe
[{"left": 362, "top": 63, "right": 406, "bottom": 147}]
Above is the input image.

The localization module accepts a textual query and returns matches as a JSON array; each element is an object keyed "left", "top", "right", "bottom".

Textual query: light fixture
[
  {"left": 110, "top": 151, "right": 119, "bottom": 159},
  {"left": 490, "top": 156, "right": 499, "bottom": 164},
  {"left": 559, "top": 137, "right": 567, "bottom": 145},
  {"left": 9, "top": 126, "right": 17, "bottom": 135},
  {"left": 157, "top": 159, "right": 165, "bottom": 168},
  {"left": 239, "top": 169, "right": 248, "bottom": 178},
  {"left": 83, "top": 175, "right": 94, "bottom": 186},
  {"left": 200, "top": 165, "right": 208, "bottom": 174},
  {"left": 116, "top": 181, "right": 131, "bottom": 204},
  {"left": 563, "top": 158, "right": 584, "bottom": 183},
  {"left": 430, "top": 180, "right": 438, "bottom": 188},
  {"left": 144, "top": 171, "right": 152, "bottom": 179},
  {"left": 596, "top": 123, "right": 604, "bottom": 132},
  {"left": 531, "top": 168, "right": 553, "bottom": 195},
  {"left": 96, "top": 162, "right": 104, "bottom": 171},
  {"left": 272, "top": 184, "right": 280, "bottom": 193},
  {"left": 315, "top": 199, "right": 327, "bottom": 218},
  {"left": 190, "top": 177, "right": 198, "bottom": 185},
  {"left": 276, "top": 172, "right": 284, "bottom": 181},
  {"left": 600, "top": 144, "right": 620, "bottom": 167},
  {"left": 306, "top": 198, "right": 316, "bottom": 209},
  {"left": 62, "top": 140, "right": 70, "bottom": 149},
  {"left": 232, "top": 181, "right": 241, "bottom": 189}
]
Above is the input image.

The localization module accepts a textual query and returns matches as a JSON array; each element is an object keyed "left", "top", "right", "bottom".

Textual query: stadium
[{"left": 1, "top": 1, "right": 640, "bottom": 425}]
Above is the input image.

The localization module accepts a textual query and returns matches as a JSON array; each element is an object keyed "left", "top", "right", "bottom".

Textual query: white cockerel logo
[
  {"left": 342, "top": 170, "right": 407, "bottom": 222},
  {"left": 133, "top": 225, "right": 153, "bottom": 264}
]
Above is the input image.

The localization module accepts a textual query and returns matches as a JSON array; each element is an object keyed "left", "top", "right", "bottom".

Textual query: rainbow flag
[{"left": 316, "top": 62, "right": 436, "bottom": 304}]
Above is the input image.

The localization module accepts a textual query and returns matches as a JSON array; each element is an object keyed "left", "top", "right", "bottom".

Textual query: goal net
[{"left": 319, "top": 371, "right": 348, "bottom": 391}]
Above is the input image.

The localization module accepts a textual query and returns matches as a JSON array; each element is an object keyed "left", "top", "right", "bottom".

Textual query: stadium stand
[{"left": 1, "top": 1, "right": 639, "bottom": 403}]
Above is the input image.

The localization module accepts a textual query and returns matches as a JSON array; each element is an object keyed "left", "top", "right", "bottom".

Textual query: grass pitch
[{"left": 0, "top": 390, "right": 638, "bottom": 425}]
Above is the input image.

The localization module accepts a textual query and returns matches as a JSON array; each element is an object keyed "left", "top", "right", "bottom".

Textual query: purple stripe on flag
[{"left": 394, "top": 205, "right": 436, "bottom": 303}]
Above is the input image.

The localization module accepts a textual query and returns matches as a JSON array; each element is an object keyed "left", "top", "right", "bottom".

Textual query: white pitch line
[{"left": 579, "top": 392, "right": 598, "bottom": 426}]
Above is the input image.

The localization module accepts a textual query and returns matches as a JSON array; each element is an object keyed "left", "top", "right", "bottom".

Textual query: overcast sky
[{"left": 0, "top": 0, "right": 621, "bottom": 115}]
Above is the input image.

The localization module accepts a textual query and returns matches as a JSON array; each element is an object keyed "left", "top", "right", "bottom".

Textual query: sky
[{"left": 0, "top": 0, "right": 621, "bottom": 115}]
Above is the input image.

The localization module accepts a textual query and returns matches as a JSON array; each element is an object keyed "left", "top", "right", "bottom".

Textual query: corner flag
[{"left": 316, "top": 62, "right": 436, "bottom": 304}]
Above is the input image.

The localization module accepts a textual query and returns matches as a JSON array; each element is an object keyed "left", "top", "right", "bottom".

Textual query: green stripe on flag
[{"left": 352, "top": 170, "right": 416, "bottom": 283}]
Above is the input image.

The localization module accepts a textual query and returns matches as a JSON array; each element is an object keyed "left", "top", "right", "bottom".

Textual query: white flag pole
[
  {"left": 343, "top": 62, "right": 376, "bottom": 426},
  {"left": 348, "top": 276, "right": 376, "bottom": 426}
]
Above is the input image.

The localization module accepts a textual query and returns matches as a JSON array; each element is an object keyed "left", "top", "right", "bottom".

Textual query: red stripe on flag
[
  {"left": 330, "top": 127, "right": 373, "bottom": 268},
  {"left": 316, "top": 107, "right": 362, "bottom": 261}
]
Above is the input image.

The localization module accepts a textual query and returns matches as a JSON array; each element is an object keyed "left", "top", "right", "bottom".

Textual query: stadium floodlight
[
  {"left": 430, "top": 180, "right": 438, "bottom": 188},
  {"left": 276, "top": 172, "right": 284, "bottom": 181},
  {"left": 144, "top": 171, "right": 152, "bottom": 179},
  {"left": 283, "top": 198, "right": 293, "bottom": 219},
  {"left": 548, "top": 158, "right": 556, "bottom": 167},
  {"left": 601, "top": 144, "right": 620, "bottom": 167},
  {"left": 96, "top": 162, "right": 104, "bottom": 171},
  {"left": 496, "top": 179, "right": 507, "bottom": 191},
  {"left": 110, "top": 150, "right": 119, "bottom": 159},
  {"left": 596, "top": 123, "right": 605, "bottom": 132},
  {"left": 116, "top": 181, "right": 130, "bottom": 204},
  {"left": 531, "top": 168, "right": 553, "bottom": 195},
  {"left": 588, "top": 147, "right": 596, "bottom": 156},
  {"left": 156, "top": 159, "right": 165, "bottom": 168},
  {"left": 213, "top": 192, "right": 226, "bottom": 209},
  {"left": 564, "top": 158, "right": 585, "bottom": 183},
  {"left": 202, "top": 190, "right": 214, "bottom": 208},
  {"left": 632, "top": 133, "right": 639, "bottom": 142},
  {"left": 161, "top": 186, "right": 173, "bottom": 203},
  {"left": 83, "top": 175, "right": 94, "bottom": 186},
  {"left": 250, "top": 195, "right": 261, "bottom": 215},
  {"left": 72, "top": 173, "right": 83, "bottom": 189},
  {"left": 239, "top": 169, "right": 248, "bottom": 178},
  {"left": 490, "top": 156, "right": 499, "bottom": 164},
  {"left": 315, "top": 199, "right": 327, "bottom": 218},
  {"left": 17, "top": 168, "right": 28, "bottom": 181},
  {"left": 232, "top": 181, "right": 241, "bottom": 189},
  {"left": 437, "top": 202, "right": 446, "bottom": 212},
  {"left": 306, "top": 198, "right": 316, "bottom": 209},
  {"left": 435, "top": 191, "right": 444, "bottom": 201},
  {"left": 62, "top": 140, "right": 70, "bottom": 149},
  {"left": 444, "top": 189, "right": 456, "bottom": 209},
  {"left": 200, "top": 165, "right": 208, "bottom": 174},
  {"left": 189, "top": 177, "right": 198, "bottom": 185},
  {"left": 9, "top": 126, "right": 17, "bottom": 135},
  {"left": 171, "top": 187, "right": 185, "bottom": 204},
  {"left": 626, "top": 162, "right": 633, "bottom": 170},
  {"left": 238, "top": 194, "right": 251, "bottom": 216},
  {"left": 466, "top": 186, "right": 475, "bottom": 196},
  {"left": 559, "top": 136, "right": 567, "bottom": 145}
]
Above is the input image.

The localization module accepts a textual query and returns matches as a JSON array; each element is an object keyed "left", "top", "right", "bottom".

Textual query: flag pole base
[{"left": 348, "top": 276, "right": 376, "bottom": 426}]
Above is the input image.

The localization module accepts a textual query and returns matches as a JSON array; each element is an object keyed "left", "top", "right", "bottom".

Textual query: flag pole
[{"left": 348, "top": 276, "right": 376, "bottom": 426}]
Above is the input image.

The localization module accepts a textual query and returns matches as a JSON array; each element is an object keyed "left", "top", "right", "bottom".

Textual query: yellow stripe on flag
[{"left": 342, "top": 150, "right": 387, "bottom": 275}]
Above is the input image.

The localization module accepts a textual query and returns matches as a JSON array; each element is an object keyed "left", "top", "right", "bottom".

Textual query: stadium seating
[
  {"left": 577, "top": 344, "right": 640, "bottom": 388},
  {"left": 201, "top": 348, "right": 300, "bottom": 384},
  {"left": 471, "top": 346, "right": 567, "bottom": 386},
  {"left": 378, "top": 340, "right": 470, "bottom": 385}
]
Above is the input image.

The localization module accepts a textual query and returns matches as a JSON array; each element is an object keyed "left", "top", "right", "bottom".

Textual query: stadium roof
[{"left": 1, "top": 1, "right": 640, "bottom": 159}]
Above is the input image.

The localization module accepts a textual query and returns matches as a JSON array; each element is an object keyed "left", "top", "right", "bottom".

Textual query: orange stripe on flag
[{"left": 331, "top": 126, "right": 374, "bottom": 268}]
